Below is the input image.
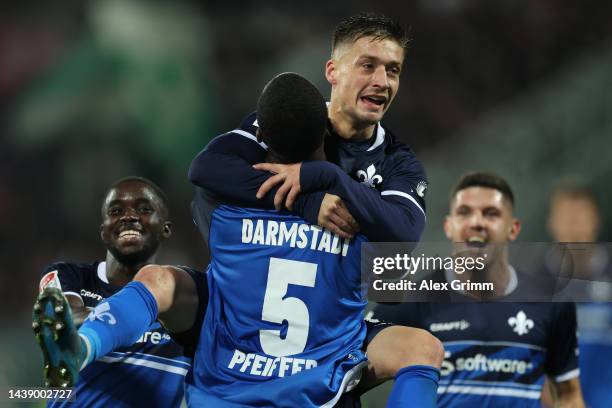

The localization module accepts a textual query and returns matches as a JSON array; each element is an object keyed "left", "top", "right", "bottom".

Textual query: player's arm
[
  {"left": 548, "top": 378, "right": 585, "bottom": 408},
  {"left": 544, "top": 303, "right": 585, "bottom": 407},
  {"left": 188, "top": 129, "right": 354, "bottom": 237},
  {"left": 38, "top": 263, "right": 92, "bottom": 327},
  {"left": 134, "top": 265, "right": 201, "bottom": 334},
  {"left": 188, "top": 130, "right": 274, "bottom": 208},
  {"left": 65, "top": 295, "right": 93, "bottom": 327},
  {"left": 256, "top": 157, "right": 426, "bottom": 242}
]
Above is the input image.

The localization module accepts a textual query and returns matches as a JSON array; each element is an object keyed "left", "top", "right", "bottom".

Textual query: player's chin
[
  {"left": 355, "top": 111, "right": 383, "bottom": 126},
  {"left": 114, "top": 241, "right": 147, "bottom": 255},
  {"left": 358, "top": 106, "right": 386, "bottom": 122}
]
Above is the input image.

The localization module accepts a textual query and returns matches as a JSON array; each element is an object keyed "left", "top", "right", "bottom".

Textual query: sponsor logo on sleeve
[
  {"left": 39, "top": 270, "right": 62, "bottom": 293},
  {"left": 416, "top": 181, "right": 428, "bottom": 198}
]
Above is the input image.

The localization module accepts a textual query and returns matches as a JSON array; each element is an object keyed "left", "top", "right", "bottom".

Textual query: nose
[
  {"left": 120, "top": 208, "right": 139, "bottom": 222},
  {"left": 371, "top": 66, "right": 390, "bottom": 89},
  {"left": 467, "top": 212, "right": 485, "bottom": 230}
]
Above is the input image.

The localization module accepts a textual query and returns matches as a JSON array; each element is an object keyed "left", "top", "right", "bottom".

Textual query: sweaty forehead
[
  {"left": 335, "top": 36, "right": 404, "bottom": 61},
  {"left": 452, "top": 187, "right": 509, "bottom": 211},
  {"left": 103, "top": 182, "right": 159, "bottom": 207}
]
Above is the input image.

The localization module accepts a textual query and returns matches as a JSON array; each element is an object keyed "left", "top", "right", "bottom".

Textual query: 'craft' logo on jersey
[
  {"left": 87, "top": 302, "right": 116, "bottom": 325},
  {"left": 508, "top": 311, "right": 534, "bottom": 336},
  {"left": 357, "top": 164, "right": 383, "bottom": 188},
  {"left": 430, "top": 319, "right": 470, "bottom": 332},
  {"left": 80, "top": 289, "right": 103, "bottom": 301}
]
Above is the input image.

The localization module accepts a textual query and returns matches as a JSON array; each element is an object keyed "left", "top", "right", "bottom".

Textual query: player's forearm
[
  {"left": 300, "top": 162, "right": 425, "bottom": 241},
  {"left": 556, "top": 395, "right": 586, "bottom": 408},
  {"left": 553, "top": 379, "right": 586, "bottom": 408},
  {"left": 189, "top": 150, "right": 277, "bottom": 208},
  {"left": 71, "top": 308, "right": 92, "bottom": 328}
]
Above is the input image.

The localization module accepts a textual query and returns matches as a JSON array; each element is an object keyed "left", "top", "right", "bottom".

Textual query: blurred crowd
[{"left": 1, "top": 0, "right": 612, "bottom": 399}]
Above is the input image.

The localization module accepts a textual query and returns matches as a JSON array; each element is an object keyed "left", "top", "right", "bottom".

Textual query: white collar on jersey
[
  {"left": 324, "top": 101, "right": 387, "bottom": 152},
  {"left": 444, "top": 264, "right": 518, "bottom": 296},
  {"left": 367, "top": 124, "right": 386, "bottom": 151},
  {"left": 97, "top": 261, "right": 109, "bottom": 284}
]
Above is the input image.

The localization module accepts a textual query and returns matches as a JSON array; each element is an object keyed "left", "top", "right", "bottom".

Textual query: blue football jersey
[
  {"left": 186, "top": 205, "right": 368, "bottom": 407},
  {"left": 372, "top": 269, "right": 579, "bottom": 408},
  {"left": 577, "top": 302, "right": 612, "bottom": 408},
  {"left": 189, "top": 111, "right": 428, "bottom": 243},
  {"left": 39, "top": 262, "right": 194, "bottom": 408}
]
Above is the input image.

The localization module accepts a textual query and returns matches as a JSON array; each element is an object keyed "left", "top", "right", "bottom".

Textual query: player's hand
[
  {"left": 318, "top": 194, "right": 360, "bottom": 239},
  {"left": 253, "top": 163, "right": 302, "bottom": 210}
]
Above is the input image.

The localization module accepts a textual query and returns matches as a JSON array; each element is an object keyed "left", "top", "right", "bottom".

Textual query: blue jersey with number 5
[{"left": 186, "top": 204, "right": 368, "bottom": 407}]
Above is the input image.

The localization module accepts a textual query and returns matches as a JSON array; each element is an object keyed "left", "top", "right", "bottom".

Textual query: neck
[
  {"left": 264, "top": 145, "right": 325, "bottom": 163},
  {"left": 264, "top": 150, "right": 285, "bottom": 164},
  {"left": 568, "top": 245, "right": 599, "bottom": 278},
  {"left": 105, "top": 252, "right": 156, "bottom": 287},
  {"left": 327, "top": 101, "right": 376, "bottom": 142},
  {"left": 455, "top": 256, "right": 511, "bottom": 300}
]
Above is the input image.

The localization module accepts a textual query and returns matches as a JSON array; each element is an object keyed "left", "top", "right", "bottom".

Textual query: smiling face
[
  {"left": 548, "top": 195, "right": 599, "bottom": 243},
  {"left": 325, "top": 36, "right": 404, "bottom": 137},
  {"left": 100, "top": 181, "right": 170, "bottom": 266},
  {"left": 445, "top": 186, "right": 521, "bottom": 261}
]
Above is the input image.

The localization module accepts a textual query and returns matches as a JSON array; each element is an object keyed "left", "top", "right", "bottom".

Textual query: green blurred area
[{"left": 2, "top": 1, "right": 612, "bottom": 403}]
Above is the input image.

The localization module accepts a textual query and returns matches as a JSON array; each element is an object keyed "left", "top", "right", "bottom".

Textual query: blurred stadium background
[{"left": 1, "top": 0, "right": 611, "bottom": 405}]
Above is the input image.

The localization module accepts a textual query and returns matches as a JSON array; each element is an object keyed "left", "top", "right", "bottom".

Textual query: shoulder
[
  {"left": 174, "top": 265, "right": 205, "bottom": 279},
  {"left": 378, "top": 126, "right": 427, "bottom": 175},
  {"left": 204, "top": 111, "right": 267, "bottom": 153},
  {"left": 39, "top": 261, "right": 99, "bottom": 293},
  {"left": 41, "top": 261, "right": 98, "bottom": 277},
  {"left": 238, "top": 111, "right": 259, "bottom": 135}
]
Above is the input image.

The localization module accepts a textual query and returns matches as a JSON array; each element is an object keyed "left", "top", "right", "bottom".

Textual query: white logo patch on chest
[
  {"left": 356, "top": 164, "right": 383, "bottom": 188},
  {"left": 508, "top": 310, "right": 534, "bottom": 336}
]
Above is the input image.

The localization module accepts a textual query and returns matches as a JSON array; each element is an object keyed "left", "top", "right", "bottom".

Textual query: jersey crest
[{"left": 356, "top": 164, "right": 383, "bottom": 188}]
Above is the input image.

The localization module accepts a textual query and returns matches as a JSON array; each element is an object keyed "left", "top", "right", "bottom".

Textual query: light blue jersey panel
[
  {"left": 187, "top": 205, "right": 367, "bottom": 407},
  {"left": 577, "top": 303, "right": 612, "bottom": 408}
]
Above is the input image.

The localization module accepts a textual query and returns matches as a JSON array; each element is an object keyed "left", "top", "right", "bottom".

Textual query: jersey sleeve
[
  {"left": 546, "top": 302, "right": 580, "bottom": 382},
  {"left": 379, "top": 145, "right": 428, "bottom": 218},
  {"left": 299, "top": 155, "right": 426, "bottom": 242},
  {"left": 368, "top": 303, "right": 423, "bottom": 328},
  {"left": 188, "top": 129, "right": 270, "bottom": 208},
  {"left": 167, "top": 266, "right": 208, "bottom": 358},
  {"left": 38, "top": 262, "right": 83, "bottom": 301},
  {"left": 188, "top": 114, "right": 325, "bottom": 215}
]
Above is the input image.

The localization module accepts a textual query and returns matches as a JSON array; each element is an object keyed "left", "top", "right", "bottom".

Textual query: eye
[
  {"left": 361, "top": 62, "right": 374, "bottom": 70},
  {"left": 108, "top": 207, "right": 122, "bottom": 216},
  {"left": 483, "top": 209, "right": 501, "bottom": 218},
  {"left": 455, "top": 207, "right": 470, "bottom": 217},
  {"left": 138, "top": 206, "right": 154, "bottom": 215},
  {"left": 388, "top": 66, "right": 401, "bottom": 76}
]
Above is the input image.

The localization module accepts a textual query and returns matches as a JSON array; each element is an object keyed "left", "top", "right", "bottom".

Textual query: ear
[
  {"left": 163, "top": 222, "right": 172, "bottom": 238},
  {"left": 100, "top": 224, "right": 105, "bottom": 241},
  {"left": 443, "top": 215, "right": 453, "bottom": 240},
  {"left": 508, "top": 218, "right": 521, "bottom": 241},
  {"left": 325, "top": 59, "right": 336, "bottom": 85},
  {"left": 546, "top": 212, "right": 555, "bottom": 238}
]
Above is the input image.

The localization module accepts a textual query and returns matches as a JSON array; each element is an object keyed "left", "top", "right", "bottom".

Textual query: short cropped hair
[
  {"left": 550, "top": 183, "right": 598, "bottom": 210},
  {"left": 451, "top": 172, "right": 515, "bottom": 208},
  {"left": 102, "top": 176, "right": 169, "bottom": 216},
  {"left": 332, "top": 12, "right": 410, "bottom": 56},
  {"left": 256, "top": 72, "right": 327, "bottom": 163}
]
